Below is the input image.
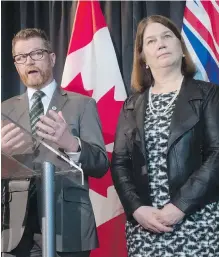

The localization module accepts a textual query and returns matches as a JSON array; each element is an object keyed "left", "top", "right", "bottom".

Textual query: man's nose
[{"left": 26, "top": 55, "right": 35, "bottom": 65}]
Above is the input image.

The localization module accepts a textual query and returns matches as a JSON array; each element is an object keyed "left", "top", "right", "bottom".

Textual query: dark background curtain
[{"left": 1, "top": 1, "right": 186, "bottom": 101}]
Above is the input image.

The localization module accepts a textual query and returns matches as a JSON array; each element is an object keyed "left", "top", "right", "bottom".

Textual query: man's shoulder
[
  {"left": 62, "top": 90, "right": 95, "bottom": 105},
  {"left": 2, "top": 95, "right": 19, "bottom": 105},
  {"left": 2, "top": 95, "right": 23, "bottom": 118},
  {"left": 2, "top": 94, "right": 23, "bottom": 110}
]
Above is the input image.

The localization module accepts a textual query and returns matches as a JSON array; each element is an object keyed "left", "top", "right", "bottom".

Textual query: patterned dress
[{"left": 126, "top": 92, "right": 219, "bottom": 257}]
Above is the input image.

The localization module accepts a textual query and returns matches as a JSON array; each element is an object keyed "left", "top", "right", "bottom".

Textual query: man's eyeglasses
[{"left": 13, "top": 49, "right": 51, "bottom": 64}]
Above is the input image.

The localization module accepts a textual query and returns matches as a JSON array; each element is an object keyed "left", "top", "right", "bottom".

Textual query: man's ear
[
  {"left": 14, "top": 63, "right": 20, "bottom": 74},
  {"left": 50, "top": 53, "right": 56, "bottom": 67}
]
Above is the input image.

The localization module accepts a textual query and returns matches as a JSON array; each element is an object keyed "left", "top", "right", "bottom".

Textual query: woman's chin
[{"left": 158, "top": 60, "right": 176, "bottom": 69}]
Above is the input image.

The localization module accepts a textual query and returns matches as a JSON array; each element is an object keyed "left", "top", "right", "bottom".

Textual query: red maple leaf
[
  {"left": 64, "top": 73, "right": 93, "bottom": 96},
  {"left": 97, "top": 86, "right": 124, "bottom": 145},
  {"left": 89, "top": 88, "right": 124, "bottom": 196}
]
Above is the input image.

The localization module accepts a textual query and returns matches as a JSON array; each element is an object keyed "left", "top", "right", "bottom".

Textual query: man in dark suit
[{"left": 1, "top": 28, "right": 109, "bottom": 257}]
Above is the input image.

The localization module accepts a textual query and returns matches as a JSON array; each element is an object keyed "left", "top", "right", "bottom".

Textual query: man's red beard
[{"left": 19, "top": 66, "right": 52, "bottom": 90}]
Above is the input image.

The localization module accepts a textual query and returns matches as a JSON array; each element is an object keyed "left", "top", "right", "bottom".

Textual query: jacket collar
[
  {"left": 15, "top": 87, "right": 67, "bottom": 126},
  {"left": 167, "top": 77, "right": 203, "bottom": 152},
  {"left": 124, "top": 77, "right": 203, "bottom": 157}
]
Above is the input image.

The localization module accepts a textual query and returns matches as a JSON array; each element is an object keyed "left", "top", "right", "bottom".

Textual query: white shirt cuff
[{"left": 64, "top": 137, "right": 81, "bottom": 162}]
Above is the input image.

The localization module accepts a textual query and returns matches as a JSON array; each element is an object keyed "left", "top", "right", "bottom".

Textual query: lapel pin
[{"left": 52, "top": 106, "right": 57, "bottom": 111}]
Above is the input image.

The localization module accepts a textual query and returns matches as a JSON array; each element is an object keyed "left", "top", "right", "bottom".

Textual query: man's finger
[
  {"left": 48, "top": 110, "right": 63, "bottom": 123},
  {"left": 36, "top": 130, "right": 56, "bottom": 142},
  {"left": 39, "top": 115, "right": 57, "bottom": 128},
  {"left": 2, "top": 133, "right": 24, "bottom": 155},
  {"left": 58, "top": 111, "right": 66, "bottom": 123},
  {"left": 12, "top": 140, "right": 25, "bottom": 150},
  {"left": 3, "top": 130, "right": 24, "bottom": 146},
  {"left": 36, "top": 121, "right": 55, "bottom": 135},
  {"left": 1, "top": 123, "right": 16, "bottom": 137}
]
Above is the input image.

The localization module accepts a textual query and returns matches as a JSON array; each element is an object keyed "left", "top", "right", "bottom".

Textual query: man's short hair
[{"left": 12, "top": 28, "right": 52, "bottom": 56}]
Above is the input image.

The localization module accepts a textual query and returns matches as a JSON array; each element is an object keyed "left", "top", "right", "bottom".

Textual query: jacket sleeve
[
  {"left": 172, "top": 85, "right": 219, "bottom": 214},
  {"left": 111, "top": 105, "right": 144, "bottom": 217},
  {"left": 78, "top": 98, "right": 109, "bottom": 178}
]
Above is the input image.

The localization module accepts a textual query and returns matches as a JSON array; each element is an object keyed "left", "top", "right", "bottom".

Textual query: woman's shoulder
[
  {"left": 123, "top": 91, "right": 146, "bottom": 110},
  {"left": 190, "top": 78, "right": 219, "bottom": 94},
  {"left": 188, "top": 78, "right": 219, "bottom": 101}
]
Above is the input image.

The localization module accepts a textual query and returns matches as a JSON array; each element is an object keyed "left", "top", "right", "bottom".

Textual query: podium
[{"left": 1, "top": 113, "right": 84, "bottom": 257}]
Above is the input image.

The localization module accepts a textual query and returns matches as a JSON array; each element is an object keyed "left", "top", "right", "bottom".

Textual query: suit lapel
[
  {"left": 35, "top": 88, "right": 68, "bottom": 150},
  {"left": 46, "top": 88, "right": 68, "bottom": 115},
  {"left": 14, "top": 88, "right": 68, "bottom": 130},
  {"left": 13, "top": 93, "right": 31, "bottom": 133},
  {"left": 167, "top": 78, "right": 203, "bottom": 152}
]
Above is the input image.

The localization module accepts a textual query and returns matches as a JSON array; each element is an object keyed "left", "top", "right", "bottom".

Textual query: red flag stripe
[
  {"left": 68, "top": 1, "right": 106, "bottom": 54},
  {"left": 201, "top": 1, "right": 219, "bottom": 45},
  {"left": 90, "top": 214, "right": 127, "bottom": 257},
  {"left": 184, "top": 6, "right": 219, "bottom": 62}
]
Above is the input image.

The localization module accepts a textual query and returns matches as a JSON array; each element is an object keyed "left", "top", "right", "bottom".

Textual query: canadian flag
[{"left": 61, "top": 1, "right": 128, "bottom": 256}]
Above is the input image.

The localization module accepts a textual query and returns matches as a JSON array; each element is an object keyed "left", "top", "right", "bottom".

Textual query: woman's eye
[{"left": 148, "top": 40, "right": 155, "bottom": 45}]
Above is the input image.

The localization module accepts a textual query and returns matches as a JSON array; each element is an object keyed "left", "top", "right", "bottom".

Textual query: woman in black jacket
[{"left": 111, "top": 15, "right": 219, "bottom": 257}]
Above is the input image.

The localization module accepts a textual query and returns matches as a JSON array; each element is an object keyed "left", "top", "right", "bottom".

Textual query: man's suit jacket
[{"left": 1, "top": 88, "right": 109, "bottom": 252}]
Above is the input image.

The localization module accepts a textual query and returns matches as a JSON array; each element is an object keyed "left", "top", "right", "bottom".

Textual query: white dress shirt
[
  {"left": 27, "top": 79, "right": 57, "bottom": 114},
  {"left": 27, "top": 80, "right": 81, "bottom": 162}
]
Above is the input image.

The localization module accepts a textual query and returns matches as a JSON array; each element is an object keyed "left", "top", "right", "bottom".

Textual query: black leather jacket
[{"left": 111, "top": 78, "right": 219, "bottom": 223}]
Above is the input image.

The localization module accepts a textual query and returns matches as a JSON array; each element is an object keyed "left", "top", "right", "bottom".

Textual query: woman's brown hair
[{"left": 131, "top": 15, "right": 196, "bottom": 92}]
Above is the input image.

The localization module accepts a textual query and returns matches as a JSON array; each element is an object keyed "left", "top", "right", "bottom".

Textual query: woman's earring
[
  {"left": 182, "top": 54, "right": 185, "bottom": 57},
  {"left": 146, "top": 64, "right": 149, "bottom": 69}
]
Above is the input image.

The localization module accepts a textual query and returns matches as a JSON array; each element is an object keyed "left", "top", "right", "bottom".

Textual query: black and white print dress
[{"left": 126, "top": 91, "right": 219, "bottom": 257}]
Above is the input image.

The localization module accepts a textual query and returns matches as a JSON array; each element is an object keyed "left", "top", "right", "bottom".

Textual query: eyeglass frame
[{"left": 13, "top": 49, "right": 52, "bottom": 64}]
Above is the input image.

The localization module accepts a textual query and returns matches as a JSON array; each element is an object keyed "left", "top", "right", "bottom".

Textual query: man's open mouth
[{"left": 28, "top": 70, "right": 39, "bottom": 75}]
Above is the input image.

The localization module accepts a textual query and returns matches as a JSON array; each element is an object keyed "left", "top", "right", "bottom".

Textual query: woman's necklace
[{"left": 148, "top": 77, "right": 183, "bottom": 117}]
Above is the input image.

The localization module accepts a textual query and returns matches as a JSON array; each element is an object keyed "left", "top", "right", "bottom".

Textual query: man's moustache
[{"left": 26, "top": 68, "right": 41, "bottom": 75}]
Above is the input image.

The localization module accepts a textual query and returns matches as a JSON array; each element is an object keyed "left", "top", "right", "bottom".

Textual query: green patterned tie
[
  {"left": 29, "top": 90, "right": 45, "bottom": 135},
  {"left": 29, "top": 91, "right": 45, "bottom": 198}
]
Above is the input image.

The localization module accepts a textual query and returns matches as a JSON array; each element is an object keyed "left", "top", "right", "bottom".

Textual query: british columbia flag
[{"left": 182, "top": 0, "right": 219, "bottom": 84}]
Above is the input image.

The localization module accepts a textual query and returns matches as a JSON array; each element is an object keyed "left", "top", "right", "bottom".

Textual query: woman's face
[{"left": 142, "top": 22, "right": 183, "bottom": 71}]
